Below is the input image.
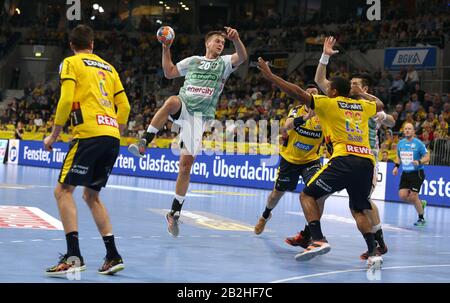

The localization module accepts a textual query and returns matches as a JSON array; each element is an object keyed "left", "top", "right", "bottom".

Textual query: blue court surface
[{"left": 1, "top": 164, "right": 450, "bottom": 283}]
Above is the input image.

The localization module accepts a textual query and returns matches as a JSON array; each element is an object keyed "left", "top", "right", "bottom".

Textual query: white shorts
[{"left": 170, "top": 100, "right": 207, "bottom": 156}]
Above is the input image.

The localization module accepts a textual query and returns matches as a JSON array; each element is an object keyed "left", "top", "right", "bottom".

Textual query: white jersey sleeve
[
  {"left": 221, "top": 55, "right": 237, "bottom": 79},
  {"left": 176, "top": 56, "right": 196, "bottom": 77}
]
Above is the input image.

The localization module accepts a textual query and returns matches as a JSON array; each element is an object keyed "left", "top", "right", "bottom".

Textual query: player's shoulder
[
  {"left": 289, "top": 105, "right": 303, "bottom": 115},
  {"left": 313, "top": 94, "right": 328, "bottom": 100}
]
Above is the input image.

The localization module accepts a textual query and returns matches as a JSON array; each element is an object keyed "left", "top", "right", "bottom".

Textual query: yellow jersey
[
  {"left": 59, "top": 53, "right": 125, "bottom": 139},
  {"left": 312, "top": 95, "right": 377, "bottom": 164},
  {"left": 280, "top": 105, "right": 323, "bottom": 165}
]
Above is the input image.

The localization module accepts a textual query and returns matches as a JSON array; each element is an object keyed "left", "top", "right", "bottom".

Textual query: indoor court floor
[{"left": 1, "top": 164, "right": 450, "bottom": 283}]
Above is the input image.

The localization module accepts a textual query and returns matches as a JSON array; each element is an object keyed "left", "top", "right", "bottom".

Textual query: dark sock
[
  {"left": 374, "top": 229, "right": 386, "bottom": 249},
  {"left": 142, "top": 132, "right": 156, "bottom": 144},
  {"left": 66, "top": 231, "right": 81, "bottom": 257},
  {"left": 419, "top": 214, "right": 424, "bottom": 220},
  {"left": 262, "top": 207, "right": 272, "bottom": 219},
  {"left": 308, "top": 220, "right": 324, "bottom": 240},
  {"left": 103, "top": 235, "right": 120, "bottom": 259},
  {"left": 170, "top": 198, "right": 183, "bottom": 216},
  {"left": 363, "top": 233, "right": 377, "bottom": 256},
  {"left": 302, "top": 224, "right": 311, "bottom": 240}
]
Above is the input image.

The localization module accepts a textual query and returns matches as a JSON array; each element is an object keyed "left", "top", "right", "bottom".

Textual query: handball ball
[{"left": 156, "top": 26, "right": 175, "bottom": 45}]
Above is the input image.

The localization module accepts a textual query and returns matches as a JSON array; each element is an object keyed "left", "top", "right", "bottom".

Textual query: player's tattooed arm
[{"left": 257, "top": 57, "right": 312, "bottom": 107}]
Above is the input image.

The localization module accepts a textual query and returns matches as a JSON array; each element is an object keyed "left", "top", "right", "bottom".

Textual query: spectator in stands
[
  {"left": 33, "top": 113, "right": 43, "bottom": 129},
  {"left": 410, "top": 93, "right": 421, "bottom": 113},
  {"left": 10, "top": 66, "right": 20, "bottom": 89},
  {"left": 15, "top": 121, "right": 24, "bottom": 140},
  {"left": 436, "top": 116, "right": 449, "bottom": 138},
  {"left": 0, "top": 110, "right": 8, "bottom": 125},
  {"left": 404, "top": 66, "right": 419, "bottom": 93},
  {"left": 390, "top": 73, "right": 405, "bottom": 103},
  {"left": 381, "top": 150, "right": 393, "bottom": 163},
  {"left": 411, "top": 83, "right": 425, "bottom": 102}
]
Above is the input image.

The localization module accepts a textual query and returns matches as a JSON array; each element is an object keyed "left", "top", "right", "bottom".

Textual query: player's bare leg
[
  {"left": 254, "top": 189, "right": 285, "bottom": 235},
  {"left": 128, "top": 96, "right": 182, "bottom": 157}
]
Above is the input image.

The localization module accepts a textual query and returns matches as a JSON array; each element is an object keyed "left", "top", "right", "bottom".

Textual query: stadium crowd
[{"left": 0, "top": 3, "right": 449, "bottom": 160}]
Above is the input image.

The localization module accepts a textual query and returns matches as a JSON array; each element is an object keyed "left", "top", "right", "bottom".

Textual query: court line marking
[
  {"left": 26, "top": 207, "right": 63, "bottom": 230},
  {"left": 191, "top": 190, "right": 257, "bottom": 197},
  {"left": 2, "top": 233, "right": 449, "bottom": 245},
  {"left": 270, "top": 264, "right": 450, "bottom": 283},
  {"left": 106, "top": 185, "right": 212, "bottom": 198}
]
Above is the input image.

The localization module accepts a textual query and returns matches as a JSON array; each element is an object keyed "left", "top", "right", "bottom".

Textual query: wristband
[
  {"left": 293, "top": 117, "right": 305, "bottom": 128},
  {"left": 319, "top": 53, "right": 330, "bottom": 65},
  {"left": 395, "top": 163, "right": 400, "bottom": 168},
  {"left": 379, "top": 111, "right": 387, "bottom": 121}
]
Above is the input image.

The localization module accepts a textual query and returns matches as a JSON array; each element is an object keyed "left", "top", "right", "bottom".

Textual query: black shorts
[
  {"left": 303, "top": 155, "right": 374, "bottom": 212},
  {"left": 58, "top": 136, "right": 120, "bottom": 192},
  {"left": 275, "top": 157, "right": 322, "bottom": 192},
  {"left": 399, "top": 170, "right": 425, "bottom": 193}
]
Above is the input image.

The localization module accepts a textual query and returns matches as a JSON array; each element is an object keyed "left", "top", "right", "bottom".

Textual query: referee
[
  {"left": 393, "top": 123, "right": 429, "bottom": 227},
  {"left": 44, "top": 25, "right": 130, "bottom": 276}
]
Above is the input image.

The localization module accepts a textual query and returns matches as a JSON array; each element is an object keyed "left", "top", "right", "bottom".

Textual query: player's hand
[
  {"left": 224, "top": 27, "right": 239, "bottom": 41},
  {"left": 392, "top": 166, "right": 398, "bottom": 176},
  {"left": 323, "top": 36, "right": 339, "bottom": 56},
  {"left": 257, "top": 57, "right": 272, "bottom": 78},
  {"left": 44, "top": 135, "right": 57, "bottom": 151},
  {"left": 303, "top": 109, "right": 315, "bottom": 121},
  {"left": 162, "top": 42, "right": 172, "bottom": 49}
]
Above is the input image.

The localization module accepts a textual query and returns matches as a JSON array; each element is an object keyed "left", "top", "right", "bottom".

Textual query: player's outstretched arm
[
  {"left": 224, "top": 27, "right": 247, "bottom": 68},
  {"left": 314, "top": 36, "right": 339, "bottom": 93},
  {"left": 162, "top": 44, "right": 180, "bottom": 79},
  {"left": 257, "top": 57, "right": 312, "bottom": 107}
]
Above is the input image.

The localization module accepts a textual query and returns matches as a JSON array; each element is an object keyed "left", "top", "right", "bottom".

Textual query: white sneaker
[{"left": 367, "top": 255, "right": 383, "bottom": 270}]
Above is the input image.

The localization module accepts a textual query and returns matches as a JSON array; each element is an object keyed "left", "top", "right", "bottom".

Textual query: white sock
[
  {"left": 372, "top": 224, "right": 382, "bottom": 233},
  {"left": 174, "top": 194, "right": 185, "bottom": 204},
  {"left": 147, "top": 125, "right": 159, "bottom": 134}
]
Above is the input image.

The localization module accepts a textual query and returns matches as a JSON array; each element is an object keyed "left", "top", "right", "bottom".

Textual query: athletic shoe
[
  {"left": 360, "top": 245, "right": 388, "bottom": 260},
  {"left": 98, "top": 256, "right": 125, "bottom": 275},
  {"left": 294, "top": 238, "right": 331, "bottom": 262},
  {"left": 414, "top": 218, "right": 426, "bottom": 227},
  {"left": 166, "top": 212, "right": 180, "bottom": 237},
  {"left": 128, "top": 138, "right": 147, "bottom": 158},
  {"left": 367, "top": 255, "right": 383, "bottom": 270},
  {"left": 45, "top": 254, "right": 86, "bottom": 277},
  {"left": 254, "top": 213, "right": 271, "bottom": 235},
  {"left": 285, "top": 230, "right": 311, "bottom": 248}
]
